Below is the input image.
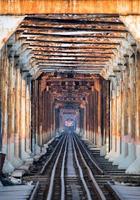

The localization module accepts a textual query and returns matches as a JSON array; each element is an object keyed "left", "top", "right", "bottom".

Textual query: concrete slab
[
  {"left": 33, "top": 155, "right": 40, "bottom": 162},
  {"left": 0, "top": 181, "right": 3, "bottom": 187},
  {"left": 0, "top": 185, "right": 34, "bottom": 200},
  {"left": 11, "top": 169, "right": 25, "bottom": 178},
  {"left": 108, "top": 182, "right": 140, "bottom": 200},
  {"left": 18, "top": 164, "right": 30, "bottom": 172},
  {"left": 0, "top": 185, "right": 34, "bottom": 191}
]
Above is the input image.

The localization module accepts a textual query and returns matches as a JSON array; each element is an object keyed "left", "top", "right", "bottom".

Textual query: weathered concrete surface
[
  {"left": 105, "top": 38, "right": 140, "bottom": 173},
  {"left": 120, "top": 15, "right": 140, "bottom": 44},
  {"left": 0, "top": 16, "right": 24, "bottom": 49},
  {"left": 0, "top": 0, "right": 140, "bottom": 15}
]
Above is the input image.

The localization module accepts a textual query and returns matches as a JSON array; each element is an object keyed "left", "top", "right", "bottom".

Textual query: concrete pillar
[
  {"left": 90, "top": 93, "right": 94, "bottom": 142},
  {"left": 25, "top": 77, "right": 32, "bottom": 154},
  {"left": 97, "top": 89, "right": 102, "bottom": 146},
  {"left": 106, "top": 88, "right": 117, "bottom": 160},
  {"left": 34, "top": 80, "right": 41, "bottom": 154},
  {"left": 100, "top": 80, "right": 110, "bottom": 156},
  {"left": 20, "top": 73, "right": 30, "bottom": 160},
  {"left": 125, "top": 51, "right": 140, "bottom": 173},
  {"left": 31, "top": 80, "right": 38, "bottom": 155},
  {"left": 52, "top": 103, "right": 55, "bottom": 136},
  {"left": 83, "top": 105, "right": 86, "bottom": 139},
  {"left": 7, "top": 53, "right": 14, "bottom": 163},
  {"left": 51, "top": 98, "right": 54, "bottom": 137},
  {"left": 59, "top": 109, "right": 63, "bottom": 133},
  {"left": 88, "top": 95, "right": 91, "bottom": 141},
  {"left": 106, "top": 81, "right": 110, "bottom": 153},
  {"left": 38, "top": 80, "right": 43, "bottom": 147},
  {"left": 14, "top": 66, "right": 23, "bottom": 166},
  {"left": 86, "top": 96, "right": 90, "bottom": 140},
  {"left": 117, "top": 68, "right": 129, "bottom": 168},
  {"left": 95, "top": 90, "right": 98, "bottom": 145},
  {"left": 118, "top": 56, "right": 137, "bottom": 170},
  {"left": 100, "top": 81, "right": 106, "bottom": 155},
  {"left": 7, "top": 53, "right": 23, "bottom": 168},
  {"left": 2, "top": 46, "right": 15, "bottom": 173},
  {"left": 45, "top": 91, "right": 50, "bottom": 141},
  {"left": 0, "top": 51, "right": 2, "bottom": 151},
  {"left": 93, "top": 92, "right": 96, "bottom": 144},
  {"left": 111, "top": 69, "right": 127, "bottom": 165},
  {"left": 42, "top": 90, "right": 45, "bottom": 144},
  {"left": 55, "top": 107, "right": 59, "bottom": 134},
  {"left": 113, "top": 75, "right": 122, "bottom": 164},
  {"left": 79, "top": 107, "right": 84, "bottom": 136}
]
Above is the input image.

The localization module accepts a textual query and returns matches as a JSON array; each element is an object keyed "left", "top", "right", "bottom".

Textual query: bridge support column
[
  {"left": 1, "top": 45, "right": 14, "bottom": 173},
  {"left": 125, "top": 51, "right": 140, "bottom": 173},
  {"left": 20, "top": 74, "right": 31, "bottom": 160},
  {"left": 14, "top": 66, "right": 23, "bottom": 167},
  {"left": 106, "top": 88, "right": 117, "bottom": 160},
  {"left": 25, "top": 77, "right": 32, "bottom": 155}
]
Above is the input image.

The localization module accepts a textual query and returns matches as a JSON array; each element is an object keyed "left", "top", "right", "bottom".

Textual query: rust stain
[{"left": 0, "top": 0, "right": 140, "bottom": 15}]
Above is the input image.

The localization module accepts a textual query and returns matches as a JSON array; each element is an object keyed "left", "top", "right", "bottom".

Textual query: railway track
[
  {"left": 23, "top": 132, "right": 139, "bottom": 200},
  {"left": 43, "top": 133, "right": 106, "bottom": 200}
]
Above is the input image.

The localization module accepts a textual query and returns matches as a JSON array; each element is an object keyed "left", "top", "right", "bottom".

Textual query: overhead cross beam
[
  {"left": 20, "top": 35, "right": 125, "bottom": 44},
  {"left": 20, "top": 20, "right": 126, "bottom": 31},
  {"left": 19, "top": 30, "right": 127, "bottom": 38},
  {"left": 14, "top": 14, "right": 128, "bottom": 75},
  {"left": 0, "top": 1, "right": 140, "bottom": 15},
  {"left": 32, "top": 51, "right": 113, "bottom": 57}
]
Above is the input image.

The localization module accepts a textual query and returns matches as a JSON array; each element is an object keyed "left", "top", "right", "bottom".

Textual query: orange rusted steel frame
[{"left": 0, "top": 0, "right": 140, "bottom": 15}]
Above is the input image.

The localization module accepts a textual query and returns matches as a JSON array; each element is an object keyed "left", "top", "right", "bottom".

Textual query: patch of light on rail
[{"left": 50, "top": 31, "right": 102, "bottom": 35}]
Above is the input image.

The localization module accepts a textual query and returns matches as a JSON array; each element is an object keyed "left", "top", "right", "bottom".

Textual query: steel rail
[
  {"left": 72, "top": 134, "right": 106, "bottom": 200},
  {"left": 29, "top": 181, "right": 40, "bottom": 200},
  {"left": 46, "top": 135, "right": 67, "bottom": 200},
  {"left": 40, "top": 134, "right": 65, "bottom": 174},
  {"left": 72, "top": 134, "right": 92, "bottom": 200},
  {"left": 60, "top": 136, "right": 68, "bottom": 200},
  {"left": 74, "top": 133, "right": 104, "bottom": 175}
]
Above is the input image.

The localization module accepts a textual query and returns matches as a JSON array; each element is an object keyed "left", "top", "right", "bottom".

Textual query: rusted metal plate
[
  {"left": 19, "top": 29, "right": 127, "bottom": 38},
  {"left": 32, "top": 51, "right": 113, "bottom": 57},
  {"left": 30, "top": 48, "right": 114, "bottom": 54},
  {"left": 21, "top": 36, "right": 125, "bottom": 44},
  {"left": 20, "top": 20, "right": 126, "bottom": 31},
  {"left": 14, "top": 14, "right": 128, "bottom": 73},
  {"left": 0, "top": 0, "right": 140, "bottom": 15}
]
